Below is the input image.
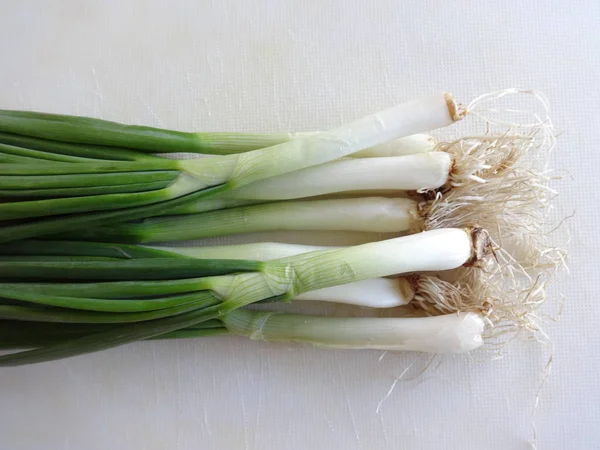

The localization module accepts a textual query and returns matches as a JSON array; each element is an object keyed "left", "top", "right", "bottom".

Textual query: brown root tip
[
  {"left": 444, "top": 93, "right": 468, "bottom": 121},
  {"left": 465, "top": 227, "right": 493, "bottom": 266},
  {"left": 405, "top": 274, "right": 421, "bottom": 297}
]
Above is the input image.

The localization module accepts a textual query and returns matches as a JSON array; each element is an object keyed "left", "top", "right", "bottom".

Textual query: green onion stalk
[
  {"left": 0, "top": 239, "right": 456, "bottom": 310},
  {"left": 0, "top": 311, "right": 485, "bottom": 355},
  {"left": 0, "top": 131, "right": 437, "bottom": 161},
  {"left": 60, "top": 197, "right": 422, "bottom": 242},
  {"left": 0, "top": 106, "right": 437, "bottom": 156},
  {"left": 0, "top": 93, "right": 462, "bottom": 243},
  {"left": 0, "top": 227, "right": 490, "bottom": 366},
  {"left": 160, "top": 151, "right": 454, "bottom": 215}
]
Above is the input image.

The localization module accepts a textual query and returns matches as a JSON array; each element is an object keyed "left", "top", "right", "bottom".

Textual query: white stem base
[
  {"left": 295, "top": 277, "right": 413, "bottom": 308},
  {"left": 228, "top": 153, "right": 453, "bottom": 200},
  {"left": 231, "top": 93, "right": 459, "bottom": 187},
  {"left": 352, "top": 134, "right": 437, "bottom": 158},
  {"left": 224, "top": 310, "right": 485, "bottom": 353}
]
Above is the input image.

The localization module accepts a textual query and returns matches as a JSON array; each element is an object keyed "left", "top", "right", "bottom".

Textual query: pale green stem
[{"left": 222, "top": 310, "right": 485, "bottom": 353}]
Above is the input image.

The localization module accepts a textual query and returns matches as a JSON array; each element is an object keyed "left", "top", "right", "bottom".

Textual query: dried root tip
[
  {"left": 465, "top": 226, "right": 492, "bottom": 267},
  {"left": 444, "top": 93, "right": 468, "bottom": 122}
]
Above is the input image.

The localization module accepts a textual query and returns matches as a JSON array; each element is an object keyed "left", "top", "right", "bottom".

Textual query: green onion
[
  {"left": 0, "top": 109, "right": 299, "bottom": 154},
  {"left": 0, "top": 180, "right": 173, "bottom": 199},
  {"left": 3, "top": 239, "right": 417, "bottom": 308},
  {"left": 0, "top": 105, "right": 439, "bottom": 156},
  {"left": 0, "top": 93, "right": 461, "bottom": 242},
  {"left": 0, "top": 289, "right": 217, "bottom": 313},
  {"left": 0, "top": 170, "right": 179, "bottom": 190},
  {"left": 59, "top": 197, "right": 421, "bottom": 243},
  {"left": 0, "top": 305, "right": 227, "bottom": 366},
  {"left": 222, "top": 309, "right": 484, "bottom": 353},
  {"left": 0, "top": 132, "right": 158, "bottom": 161},
  {"left": 0, "top": 227, "right": 489, "bottom": 365},
  {"left": 0, "top": 278, "right": 215, "bottom": 299},
  {"left": 0, "top": 239, "right": 191, "bottom": 259},
  {"left": 0, "top": 321, "right": 228, "bottom": 350},
  {"left": 0, "top": 292, "right": 219, "bottom": 322},
  {"left": 0, "top": 310, "right": 484, "bottom": 354},
  {"left": 351, "top": 134, "right": 437, "bottom": 158},
  {"left": 0, "top": 152, "right": 39, "bottom": 163},
  {"left": 0, "top": 257, "right": 262, "bottom": 280},
  {"left": 0, "top": 141, "right": 97, "bottom": 162},
  {"left": 223, "top": 152, "right": 452, "bottom": 201},
  {"left": 145, "top": 242, "right": 420, "bottom": 308},
  {"left": 0, "top": 130, "right": 436, "bottom": 159},
  {"left": 163, "top": 152, "right": 453, "bottom": 215}
]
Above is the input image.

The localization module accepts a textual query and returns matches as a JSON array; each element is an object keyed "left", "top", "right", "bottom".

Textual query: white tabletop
[{"left": 1, "top": 1, "right": 598, "bottom": 449}]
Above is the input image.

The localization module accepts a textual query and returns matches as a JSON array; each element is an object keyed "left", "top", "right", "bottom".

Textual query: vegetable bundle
[{"left": 0, "top": 91, "right": 561, "bottom": 366}]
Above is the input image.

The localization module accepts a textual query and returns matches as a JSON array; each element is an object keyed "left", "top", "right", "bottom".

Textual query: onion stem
[
  {"left": 0, "top": 93, "right": 461, "bottom": 242},
  {"left": 148, "top": 242, "right": 414, "bottom": 308},
  {"left": 0, "top": 227, "right": 489, "bottom": 365},
  {"left": 222, "top": 310, "right": 485, "bottom": 353},
  {"left": 60, "top": 197, "right": 421, "bottom": 243},
  {"left": 0, "top": 105, "right": 440, "bottom": 156}
]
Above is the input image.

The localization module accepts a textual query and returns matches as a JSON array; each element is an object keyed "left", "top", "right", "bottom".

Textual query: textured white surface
[{"left": 0, "top": 1, "right": 598, "bottom": 449}]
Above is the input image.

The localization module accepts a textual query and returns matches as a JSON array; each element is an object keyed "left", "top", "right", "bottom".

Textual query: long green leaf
[
  {"left": 0, "top": 299, "right": 224, "bottom": 366},
  {"left": 0, "top": 159, "right": 177, "bottom": 176},
  {"left": 0, "top": 278, "right": 212, "bottom": 299},
  {"left": 0, "top": 170, "right": 178, "bottom": 190},
  {"left": 0, "top": 289, "right": 212, "bottom": 312},
  {"left": 0, "top": 292, "right": 219, "bottom": 322},
  {"left": 0, "top": 320, "right": 227, "bottom": 350},
  {"left": 0, "top": 181, "right": 188, "bottom": 220},
  {"left": 0, "top": 180, "right": 172, "bottom": 199},
  {"left": 0, "top": 141, "right": 94, "bottom": 162},
  {"left": 0, "top": 109, "right": 294, "bottom": 154},
  {"left": 0, "top": 257, "right": 262, "bottom": 280},
  {"left": 0, "top": 240, "right": 189, "bottom": 259},
  {"left": 0, "top": 132, "right": 159, "bottom": 161},
  {"left": 0, "top": 183, "right": 229, "bottom": 243},
  {"left": 0, "top": 151, "right": 42, "bottom": 163}
]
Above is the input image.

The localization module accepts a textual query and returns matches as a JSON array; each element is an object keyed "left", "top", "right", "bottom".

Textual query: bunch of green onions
[{"left": 0, "top": 91, "right": 550, "bottom": 366}]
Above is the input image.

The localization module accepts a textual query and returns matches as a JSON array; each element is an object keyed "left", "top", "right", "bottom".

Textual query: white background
[{"left": 1, "top": 1, "right": 598, "bottom": 449}]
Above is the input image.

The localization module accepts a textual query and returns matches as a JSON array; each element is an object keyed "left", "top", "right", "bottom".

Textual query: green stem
[
  {"left": 0, "top": 320, "right": 227, "bottom": 349},
  {"left": 150, "top": 327, "right": 230, "bottom": 339},
  {"left": 0, "top": 141, "right": 94, "bottom": 162},
  {"left": 0, "top": 152, "right": 42, "bottom": 163},
  {"left": 0, "top": 132, "right": 159, "bottom": 161},
  {"left": 0, "top": 183, "right": 230, "bottom": 243},
  {"left": 0, "top": 170, "right": 179, "bottom": 190},
  {"left": 0, "top": 289, "right": 216, "bottom": 313},
  {"left": 0, "top": 300, "right": 228, "bottom": 366},
  {"left": 0, "top": 109, "right": 300, "bottom": 154},
  {"left": 0, "top": 180, "right": 172, "bottom": 199},
  {"left": 0, "top": 292, "right": 220, "bottom": 322},
  {"left": 68, "top": 197, "right": 414, "bottom": 244},
  {"left": 0, "top": 173, "right": 204, "bottom": 220},
  {"left": 0, "top": 159, "right": 179, "bottom": 176},
  {"left": 0, "top": 240, "right": 191, "bottom": 259},
  {"left": 0, "top": 277, "right": 215, "bottom": 299},
  {"left": 0, "top": 257, "right": 262, "bottom": 280}
]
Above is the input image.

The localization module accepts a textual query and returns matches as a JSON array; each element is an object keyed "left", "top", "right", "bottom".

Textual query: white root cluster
[{"left": 406, "top": 94, "right": 565, "bottom": 345}]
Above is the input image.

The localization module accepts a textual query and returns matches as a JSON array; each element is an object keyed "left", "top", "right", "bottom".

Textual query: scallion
[
  {"left": 0, "top": 93, "right": 462, "bottom": 242},
  {"left": 0, "top": 227, "right": 489, "bottom": 365},
  {"left": 222, "top": 309, "right": 485, "bottom": 353},
  {"left": 60, "top": 197, "right": 420, "bottom": 243}
]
